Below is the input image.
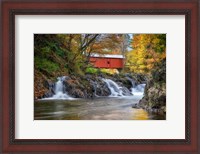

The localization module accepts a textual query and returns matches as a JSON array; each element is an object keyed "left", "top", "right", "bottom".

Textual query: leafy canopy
[{"left": 126, "top": 34, "right": 166, "bottom": 74}]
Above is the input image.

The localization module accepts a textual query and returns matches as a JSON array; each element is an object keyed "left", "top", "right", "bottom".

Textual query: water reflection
[
  {"left": 34, "top": 97, "right": 165, "bottom": 120},
  {"left": 132, "top": 109, "right": 149, "bottom": 120}
]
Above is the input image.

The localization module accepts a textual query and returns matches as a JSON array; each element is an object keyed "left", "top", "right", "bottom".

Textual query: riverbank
[{"left": 132, "top": 59, "right": 166, "bottom": 115}]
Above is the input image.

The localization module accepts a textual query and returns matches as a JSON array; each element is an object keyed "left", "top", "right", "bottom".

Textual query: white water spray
[
  {"left": 49, "top": 76, "right": 73, "bottom": 99},
  {"left": 131, "top": 84, "right": 146, "bottom": 96},
  {"left": 102, "top": 78, "right": 124, "bottom": 97},
  {"left": 126, "top": 77, "right": 146, "bottom": 96}
]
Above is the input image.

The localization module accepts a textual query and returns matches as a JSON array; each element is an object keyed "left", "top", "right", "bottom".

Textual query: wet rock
[
  {"left": 34, "top": 70, "right": 51, "bottom": 99},
  {"left": 132, "top": 103, "right": 140, "bottom": 109},
  {"left": 69, "top": 89, "right": 85, "bottom": 98},
  {"left": 63, "top": 79, "right": 76, "bottom": 90},
  {"left": 35, "top": 70, "right": 147, "bottom": 99},
  {"left": 138, "top": 58, "right": 166, "bottom": 114},
  {"left": 121, "top": 87, "right": 132, "bottom": 96},
  {"left": 43, "top": 92, "right": 54, "bottom": 98}
]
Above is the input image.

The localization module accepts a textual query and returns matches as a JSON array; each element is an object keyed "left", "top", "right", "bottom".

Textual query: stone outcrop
[
  {"left": 133, "top": 59, "right": 166, "bottom": 114},
  {"left": 34, "top": 73, "right": 145, "bottom": 99}
]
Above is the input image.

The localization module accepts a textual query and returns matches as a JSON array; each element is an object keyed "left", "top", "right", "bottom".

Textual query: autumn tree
[
  {"left": 34, "top": 34, "right": 99, "bottom": 75},
  {"left": 55, "top": 34, "right": 100, "bottom": 74},
  {"left": 34, "top": 34, "right": 130, "bottom": 76},
  {"left": 85, "top": 34, "right": 128, "bottom": 55},
  {"left": 126, "top": 34, "right": 166, "bottom": 74},
  {"left": 83, "top": 34, "right": 129, "bottom": 69}
]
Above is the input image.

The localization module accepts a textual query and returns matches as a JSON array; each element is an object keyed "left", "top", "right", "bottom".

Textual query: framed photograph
[{"left": 1, "top": 0, "right": 199, "bottom": 153}]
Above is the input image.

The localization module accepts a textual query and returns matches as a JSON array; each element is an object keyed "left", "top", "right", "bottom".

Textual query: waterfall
[
  {"left": 126, "top": 77, "right": 145, "bottom": 96},
  {"left": 131, "top": 83, "right": 146, "bottom": 96},
  {"left": 102, "top": 78, "right": 124, "bottom": 97},
  {"left": 41, "top": 75, "right": 145, "bottom": 100},
  {"left": 51, "top": 76, "right": 71, "bottom": 99}
]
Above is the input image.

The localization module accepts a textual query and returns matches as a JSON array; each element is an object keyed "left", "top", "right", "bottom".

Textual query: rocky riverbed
[
  {"left": 34, "top": 60, "right": 166, "bottom": 117},
  {"left": 34, "top": 73, "right": 146, "bottom": 99}
]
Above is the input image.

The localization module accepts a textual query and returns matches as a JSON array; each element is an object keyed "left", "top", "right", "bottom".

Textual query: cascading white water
[
  {"left": 42, "top": 76, "right": 145, "bottom": 100},
  {"left": 126, "top": 77, "right": 145, "bottom": 96},
  {"left": 102, "top": 78, "right": 124, "bottom": 96},
  {"left": 131, "top": 84, "right": 146, "bottom": 96},
  {"left": 102, "top": 78, "right": 145, "bottom": 97},
  {"left": 52, "top": 76, "right": 71, "bottom": 99}
]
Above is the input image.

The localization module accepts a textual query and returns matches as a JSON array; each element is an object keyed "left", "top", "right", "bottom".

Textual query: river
[{"left": 34, "top": 96, "right": 165, "bottom": 120}]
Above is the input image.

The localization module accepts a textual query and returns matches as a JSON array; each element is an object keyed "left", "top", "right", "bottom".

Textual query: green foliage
[
  {"left": 100, "top": 68, "right": 119, "bottom": 75},
  {"left": 86, "top": 67, "right": 98, "bottom": 74},
  {"left": 85, "top": 67, "right": 119, "bottom": 75},
  {"left": 151, "top": 34, "right": 166, "bottom": 53},
  {"left": 41, "top": 47, "right": 51, "bottom": 55},
  {"left": 35, "top": 57, "right": 59, "bottom": 73},
  {"left": 34, "top": 34, "right": 130, "bottom": 77}
]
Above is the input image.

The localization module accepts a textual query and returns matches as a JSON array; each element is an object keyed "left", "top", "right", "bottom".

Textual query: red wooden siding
[{"left": 89, "top": 57, "right": 123, "bottom": 69}]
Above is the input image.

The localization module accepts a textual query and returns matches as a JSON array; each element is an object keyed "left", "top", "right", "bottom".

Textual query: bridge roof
[{"left": 90, "top": 54, "right": 124, "bottom": 59}]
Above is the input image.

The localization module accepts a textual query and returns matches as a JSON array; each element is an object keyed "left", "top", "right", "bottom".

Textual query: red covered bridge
[{"left": 89, "top": 54, "right": 124, "bottom": 69}]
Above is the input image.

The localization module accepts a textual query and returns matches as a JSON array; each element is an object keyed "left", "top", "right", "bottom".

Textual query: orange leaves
[
  {"left": 126, "top": 34, "right": 166, "bottom": 74},
  {"left": 90, "top": 34, "right": 128, "bottom": 55}
]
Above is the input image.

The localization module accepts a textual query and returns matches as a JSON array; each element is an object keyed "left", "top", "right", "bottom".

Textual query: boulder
[{"left": 136, "top": 58, "right": 166, "bottom": 114}]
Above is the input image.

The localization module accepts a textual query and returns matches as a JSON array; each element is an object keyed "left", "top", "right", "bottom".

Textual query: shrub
[
  {"left": 85, "top": 67, "right": 98, "bottom": 74},
  {"left": 35, "top": 57, "right": 59, "bottom": 73}
]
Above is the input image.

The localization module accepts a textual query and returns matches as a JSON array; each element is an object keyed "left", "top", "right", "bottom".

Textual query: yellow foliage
[{"left": 126, "top": 34, "right": 166, "bottom": 74}]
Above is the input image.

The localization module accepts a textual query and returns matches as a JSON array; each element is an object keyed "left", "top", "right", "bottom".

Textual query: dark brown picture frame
[{"left": 0, "top": 0, "right": 199, "bottom": 153}]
